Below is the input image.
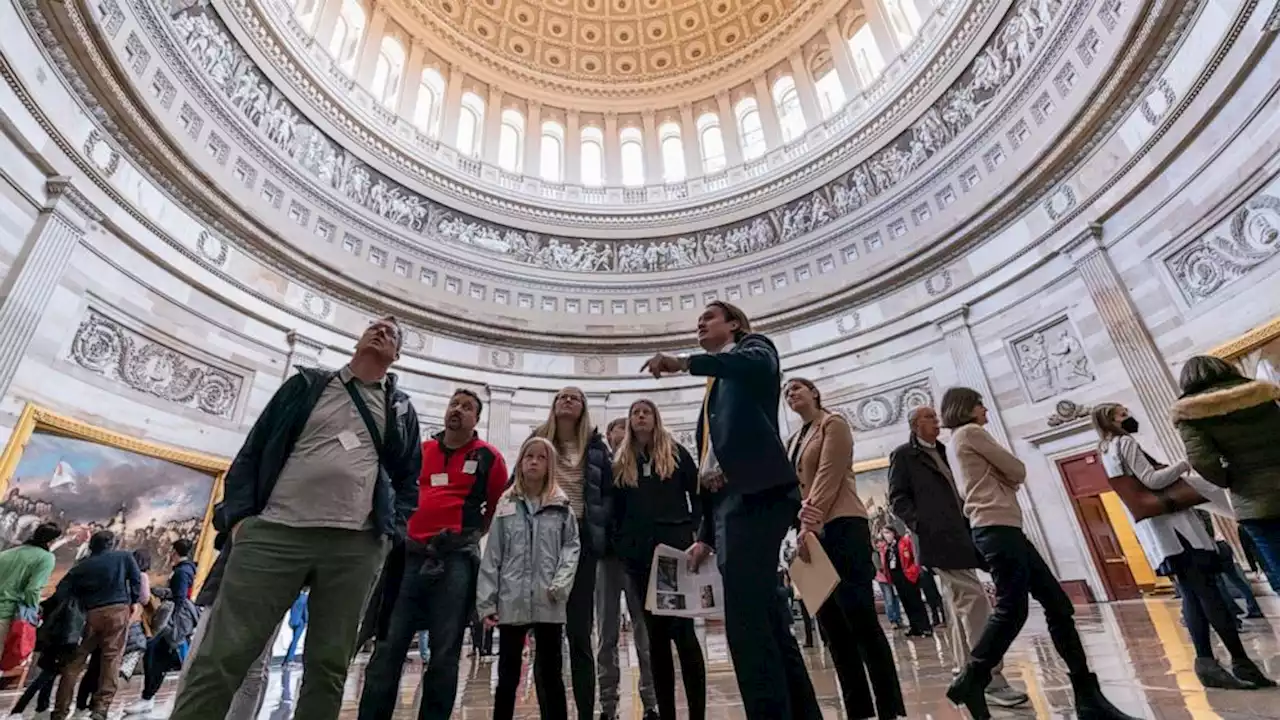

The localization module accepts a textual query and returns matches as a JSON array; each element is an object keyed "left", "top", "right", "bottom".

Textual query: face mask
[{"left": 1120, "top": 416, "right": 1139, "bottom": 434}]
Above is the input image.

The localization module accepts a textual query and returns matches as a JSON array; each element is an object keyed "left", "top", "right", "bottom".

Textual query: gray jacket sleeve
[
  {"left": 476, "top": 516, "right": 504, "bottom": 618},
  {"left": 549, "top": 511, "right": 581, "bottom": 602}
]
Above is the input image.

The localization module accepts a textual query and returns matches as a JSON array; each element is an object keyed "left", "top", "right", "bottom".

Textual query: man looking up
[{"left": 359, "top": 389, "right": 509, "bottom": 720}]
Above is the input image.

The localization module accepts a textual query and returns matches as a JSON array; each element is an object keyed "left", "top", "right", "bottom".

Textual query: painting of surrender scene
[{"left": 0, "top": 419, "right": 221, "bottom": 591}]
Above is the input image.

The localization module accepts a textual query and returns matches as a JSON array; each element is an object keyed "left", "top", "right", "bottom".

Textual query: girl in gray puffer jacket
[{"left": 477, "top": 436, "right": 581, "bottom": 720}]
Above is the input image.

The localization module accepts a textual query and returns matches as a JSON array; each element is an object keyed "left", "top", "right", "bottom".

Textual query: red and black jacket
[{"left": 406, "top": 432, "right": 508, "bottom": 543}]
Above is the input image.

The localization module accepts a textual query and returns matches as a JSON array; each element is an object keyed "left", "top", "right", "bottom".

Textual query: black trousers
[
  {"left": 919, "top": 569, "right": 945, "bottom": 625},
  {"left": 797, "top": 600, "right": 814, "bottom": 647},
  {"left": 713, "top": 485, "right": 821, "bottom": 720},
  {"left": 357, "top": 547, "right": 478, "bottom": 720},
  {"left": 969, "top": 526, "right": 1089, "bottom": 676},
  {"left": 10, "top": 667, "right": 57, "bottom": 714},
  {"left": 890, "top": 568, "right": 930, "bottom": 633},
  {"left": 141, "top": 638, "right": 170, "bottom": 700},
  {"left": 495, "top": 623, "right": 567, "bottom": 720},
  {"left": 565, "top": 529, "right": 598, "bottom": 719},
  {"left": 626, "top": 562, "right": 707, "bottom": 720},
  {"left": 815, "top": 517, "right": 905, "bottom": 720},
  {"left": 471, "top": 616, "right": 494, "bottom": 655},
  {"left": 1173, "top": 560, "right": 1248, "bottom": 661}
]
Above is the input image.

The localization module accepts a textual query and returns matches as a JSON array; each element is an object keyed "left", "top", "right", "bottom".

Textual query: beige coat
[
  {"left": 951, "top": 423, "right": 1026, "bottom": 529},
  {"left": 786, "top": 411, "right": 868, "bottom": 524}
]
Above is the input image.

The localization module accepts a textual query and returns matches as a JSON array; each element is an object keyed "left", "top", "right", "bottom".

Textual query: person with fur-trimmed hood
[{"left": 1173, "top": 354, "right": 1280, "bottom": 595}]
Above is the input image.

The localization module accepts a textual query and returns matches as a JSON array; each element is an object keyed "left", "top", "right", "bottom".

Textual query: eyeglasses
[{"left": 556, "top": 395, "right": 584, "bottom": 404}]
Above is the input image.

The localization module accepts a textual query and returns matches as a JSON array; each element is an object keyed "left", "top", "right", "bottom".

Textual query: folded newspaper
[{"left": 645, "top": 544, "right": 724, "bottom": 618}]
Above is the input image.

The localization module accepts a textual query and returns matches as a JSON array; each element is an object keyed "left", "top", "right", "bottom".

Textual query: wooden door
[{"left": 1057, "top": 452, "right": 1142, "bottom": 601}]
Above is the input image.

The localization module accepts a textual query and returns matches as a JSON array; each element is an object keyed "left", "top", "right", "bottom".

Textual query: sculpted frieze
[
  {"left": 833, "top": 378, "right": 936, "bottom": 433},
  {"left": 1165, "top": 192, "right": 1280, "bottom": 305}
]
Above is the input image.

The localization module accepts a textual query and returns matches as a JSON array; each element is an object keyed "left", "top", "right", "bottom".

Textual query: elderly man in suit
[
  {"left": 888, "top": 406, "right": 1029, "bottom": 708},
  {"left": 642, "top": 301, "right": 820, "bottom": 720}
]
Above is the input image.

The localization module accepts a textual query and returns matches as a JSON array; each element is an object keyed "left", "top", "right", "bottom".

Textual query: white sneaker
[
  {"left": 985, "top": 684, "right": 1031, "bottom": 707},
  {"left": 124, "top": 698, "right": 155, "bottom": 715}
]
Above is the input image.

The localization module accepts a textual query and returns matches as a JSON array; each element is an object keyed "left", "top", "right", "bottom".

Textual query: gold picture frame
[
  {"left": 1209, "top": 315, "right": 1280, "bottom": 359},
  {"left": 0, "top": 403, "right": 228, "bottom": 594}
]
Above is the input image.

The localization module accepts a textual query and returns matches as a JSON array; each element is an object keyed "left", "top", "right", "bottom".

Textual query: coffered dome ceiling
[{"left": 404, "top": 0, "right": 820, "bottom": 93}]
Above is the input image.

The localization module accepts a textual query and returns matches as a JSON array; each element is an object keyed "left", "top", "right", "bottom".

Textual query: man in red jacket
[{"left": 357, "top": 389, "right": 508, "bottom": 720}]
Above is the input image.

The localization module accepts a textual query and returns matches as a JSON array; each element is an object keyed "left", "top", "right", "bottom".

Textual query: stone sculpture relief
[
  {"left": 833, "top": 378, "right": 935, "bottom": 432},
  {"left": 1009, "top": 317, "right": 1096, "bottom": 403},
  {"left": 164, "top": 0, "right": 1062, "bottom": 272},
  {"left": 69, "top": 309, "right": 244, "bottom": 419},
  {"left": 1165, "top": 193, "right": 1280, "bottom": 305},
  {"left": 1046, "top": 399, "right": 1090, "bottom": 427}
]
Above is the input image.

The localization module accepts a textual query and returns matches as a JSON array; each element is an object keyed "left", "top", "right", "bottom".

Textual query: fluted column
[
  {"left": 565, "top": 110, "right": 582, "bottom": 184},
  {"left": 824, "top": 21, "right": 863, "bottom": 98},
  {"left": 481, "top": 86, "right": 505, "bottom": 165},
  {"left": 523, "top": 101, "right": 542, "bottom": 177},
  {"left": 679, "top": 102, "right": 702, "bottom": 179},
  {"left": 440, "top": 64, "right": 465, "bottom": 146},
  {"left": 0, "top": 178, "right": 90, "bottom": 403},
  {"left": 354, "top": 1, "right": 389, "bottom": 86},
  {"left": 750, "top": 77, "right": 785, "bottom": 150},
  {"left": 485, "top": 385, "right": 517, "bottom": 459},
  {"left": 603, "top": 112, "right": 621, "bottom": 185},
  {"left": 1065, "top": 225, "right": 1185, "bottom": 461},
  {"left": 642, "top": 111, "right": 662, "bottom": 183},
  {"left": 714, "top": 92, "right": 745, "bottom": 166},
  {"left": 864, "top": 0, "right": 904, "bottom": 56},
  {"left": 284, "top": 331, "right": 326, "bottom": 377},
  {"left": 937, "top": 307, "right": 1054, "bottom": 570},
  {"left": 312, "top": 0, "right": 342, "bottom": 46},
  {"left": 787, "top": 50, "right": 822, "bottom": 128},
  {"left": 396, "top": 39, "right": 426, "bottom": 119}
]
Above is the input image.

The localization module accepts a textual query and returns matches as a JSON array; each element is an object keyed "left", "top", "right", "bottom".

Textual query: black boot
[
  {"left": 946, "top": 665, "right": 992, "bottom": 719},
  {"left": 1071, "top": 672, "right": 1142, "bottom": 719},
  {"left": 1194, "top": 658, "right": 1256, "bottom": 689},
  {"left": 1231, "top": 658, "right": 1278, "bottom": 688}
]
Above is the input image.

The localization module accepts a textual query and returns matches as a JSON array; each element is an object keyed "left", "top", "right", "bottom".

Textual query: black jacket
[
  {"left": 56, "top": 550, "right": 142, "bottom": 610},
  {"left": 577, "top": 431, "right": 615, "bottom": 557},
  {"left": 887, "top": 435, "right": 982, "bottom": 570},
  {"left": 610, "top": 444, "right": 702, "bottom": 568},
  {"left": 219, "top": 367, "right": 423, "bottom": 539}
]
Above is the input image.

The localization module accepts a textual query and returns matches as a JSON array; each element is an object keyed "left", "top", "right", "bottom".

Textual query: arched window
[
  {"left": 620, "top": 126, "right": 645, "bottom": 186},
  {"left": 815, "top": 69, "right": 846, "bottom": 117},
  {"left": 540, "top": 121, "right": 564, "bottom": 182},
  {"left": 736, "top": 98, "right": 766, "bottom": 161},
  {"left": 848, "top": 25, "right": 886, "bottom": 85},
  {"left": 456, "top": 91, "right": 485, "bottom": 157},
  {"left": 370, "top": 37, "right": 405, "bottom": 108},
  {"left": 327, "top": 0, "right": 366, "bottom": 73},
  {"left": 413, "top": 68, "right": 445, "bottom": 135},
  {"left": 696, "top": 113, "right": 726, "bottom": 173},
  {"left": 773, "top": 76, "right": 806, "bottom": 142},
  {"left": 498, "top": 109, "right": 524, "bottom": 173},
  {"left": 581, "top": 127, "right": 604, "bottom": 186},
  {"left": 885, "top": 0, "right": 923, "bottom": 44},
  {"left": 659, "top": 122, "right": 685, "bottom": 183}
]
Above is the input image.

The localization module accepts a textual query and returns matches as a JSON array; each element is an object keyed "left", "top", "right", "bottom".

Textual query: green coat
[
  {"left": 1171, "top": 379, "right": 1280, "bottom": 521},
  {"left": 0, "top": 544, "right": 55, "bottom": 620}
]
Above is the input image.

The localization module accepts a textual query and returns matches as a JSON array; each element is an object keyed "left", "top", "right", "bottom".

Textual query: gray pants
[
  {"left": 180, "top": 609, "right": 276, "bottom": 719},
  {"left": 595, "top": 555, "right": 657, "bottom": 716}
]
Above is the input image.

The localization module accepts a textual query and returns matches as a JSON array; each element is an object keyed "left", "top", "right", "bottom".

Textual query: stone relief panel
[
  {"left": 159, "top": 0, "right": 1066, "bottom": 273},
  {"left": 1007, "top": 316, "right": 1096, "bottom": 403},
  {"left": 832, "top": 377, "right": 935, "bottom": 432},
  {"left": 1164, "top": 191, "right": 1280, "bottom": 305},
  {"left": 68, "top": 309, "right": 245, "bottom": 419}
]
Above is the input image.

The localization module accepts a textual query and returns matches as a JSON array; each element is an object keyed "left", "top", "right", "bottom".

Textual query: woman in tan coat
[{"left": 788, "top": 379, "right": 904, "bottom": 719}]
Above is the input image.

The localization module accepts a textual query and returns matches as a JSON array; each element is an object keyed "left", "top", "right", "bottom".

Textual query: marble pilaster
[
  {"left": 354, "top": 3, "right": 390, "bottom": 87},
  {"left": 284, "top": 329, "right": 326, "bottom": 376},
  {"left": 824, "top": 21, "right": 863, "bottom": 98},
  {"left": 715, "top": 92, "right": 746, "bottom": 166},
  {"left": 486, "top": 385, "right": 517, "bottom": 458}
]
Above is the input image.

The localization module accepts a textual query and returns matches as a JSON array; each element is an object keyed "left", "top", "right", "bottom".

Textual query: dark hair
[
  {"left": 940, "top": 387, "right": 984, "bottom": 429},
  {"left": 881, "top": 525, "right": 900, "bottom": 538},
  {"left": 88, "top": 530, "right": 116, "bottom": 555},
  {"left": 706, "top": 301, "right": 751, "bottom": 341},
  {"left": 26, "top": 522, "right": 61, "bottom": 550},
  {"left": 172, "top": 539, "right": 193, "bottom": 559},
  {"left": 132, "top": 548, "right": 153, "bottom": 573},
  {"left": 371, "top": 315, "right": 405, "bottom": 353},
  {"left": 784, "top": 377, "right": 822, "bottom": 409},
  {"left": 451, "top": 388, "right": 484, "bottom": 418},
  {"left": 1179, "top": 355, "right": 1245, "bottom": 395},
  {"left": 607, "top": 417, "right": 626, "bottom": 433}
]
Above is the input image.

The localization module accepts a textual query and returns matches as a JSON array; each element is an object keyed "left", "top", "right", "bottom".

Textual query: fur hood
[{"left": 1170, "top": 380, "right": 1280, "bottom": 422}]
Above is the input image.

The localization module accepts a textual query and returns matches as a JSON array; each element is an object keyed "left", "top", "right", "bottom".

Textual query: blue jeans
[
  {"left": 878, "top": 581, "right": 902, "bottom": 625},
  {"left": 1216, "top": 562, "right": 1263, "bottom": 616},
  {"left": 418, "top": 631, "right": 430, "bottom": 662},
  {"left": 284, "top": 625, "right": 304, "bottom": 664},
  {"left": 1240, "top": 518, "right": 1280, "bottom": 593}
]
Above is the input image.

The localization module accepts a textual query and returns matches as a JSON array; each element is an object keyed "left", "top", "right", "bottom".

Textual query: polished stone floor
[{"left": 5, "top": 597, "right": 1280, "bottom": 719}]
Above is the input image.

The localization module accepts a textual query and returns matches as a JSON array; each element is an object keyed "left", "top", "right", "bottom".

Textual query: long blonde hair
[
  {"left": 613, "top": 400, "right": 678, "bottom": 488},
  {"left": 533, "top": 386, "right": 594, "bottom": 459},
  {"left": 508, "top": 436, "right": 560, "bottom": 503},
  {"left": 1090, "top": 402, "right": 1126, "bottom": 453}
]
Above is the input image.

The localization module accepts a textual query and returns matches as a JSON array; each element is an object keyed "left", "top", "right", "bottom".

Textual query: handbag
[
  {"left": 1107, "top": 474, "right": 1207, "bottom": 522},
  {"left": 1, "top": 606, "right": 39, "bottom": 672}
]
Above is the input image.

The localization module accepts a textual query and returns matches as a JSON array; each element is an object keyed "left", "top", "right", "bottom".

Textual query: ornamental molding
[
  {"left": 67, "top": 307, "right": 247, "bottom": 419},
  {"left": 1163, "top": 183, "right": 1280, "bottom": 305},
  {"left": 1006, "top": 314, "right": 1096, "bottom": 403},
  {"left": 831, "top": 376, "right": 935, "bottom": 432},
  {"left": 1046, "top": 399, "right": 1091, "bottom": 426}
]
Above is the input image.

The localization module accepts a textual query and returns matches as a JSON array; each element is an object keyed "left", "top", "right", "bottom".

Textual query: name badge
[
  {"left": 462, "top": 460, "right": 478, "bottom": 474},
  {"left": 337, "top": 431, "right": 361, "bottom": 451},
  {"left": 430, "top": 473, "right": 449, "bottom": 487},
  {"left": 494, "top": 500, "right": 516, "bottom": 518},
  {"left": 642, "top": 462, "right": 652, "bottom": 477}
]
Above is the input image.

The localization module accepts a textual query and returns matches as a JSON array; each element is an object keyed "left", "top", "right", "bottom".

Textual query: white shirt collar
[
  {"left": 718, "top": 340, "right": 737, "bottom": 354},
  {"left": 917, "top": 437, "right": 937, "bottom": 449}
]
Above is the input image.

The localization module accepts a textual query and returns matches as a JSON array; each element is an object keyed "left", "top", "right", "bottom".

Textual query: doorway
[{"left": 1056, "top": 451, "right": 1143, "bottom": 601}]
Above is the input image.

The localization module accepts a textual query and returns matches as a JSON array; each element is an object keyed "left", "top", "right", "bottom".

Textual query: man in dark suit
[
  {"left": 888, "top": 406, "right": 1029, "bottom": 708},
  {"left": 643, "top": 301, "right": 820, "bottom": 720}
]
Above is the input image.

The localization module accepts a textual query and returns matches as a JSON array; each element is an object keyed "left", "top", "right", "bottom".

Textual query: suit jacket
[
  {"left": 888, "top": 435, "right": 983, "bottom": 570},
  {"left": 785, "top": 411, "right": 867, "bottom": 524}
]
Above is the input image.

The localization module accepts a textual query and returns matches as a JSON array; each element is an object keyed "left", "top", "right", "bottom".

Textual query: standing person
[
  {"left": 597, "top": 415, "right": 659, "bottom": 720},
  {"left": 1172, "top": 356, "right": 1280, "bottom": 595},
  {"left": 50, "top": 530, "right": 141, "bottom": 720},
  {"left": 530, "top": 386, "right": 613, "bottom": 719},
  {"left": 888, "top": 407, "right": 1029, "bottom": 708},
  {"left": 1092, "top": 403, "right": 1272, "bottom": 689},
  {"left": 878, "top": 527, "right": 931, "bottom": 638},
  {"left": 123, "top": 541, "right": 199, "bottom": 715},
  {"left": 284, "top": 590, "right": 309, "bottom": 665},
  {"left": 477, "top": 437, "right": 581, "bottom": 720},
  {"left": 0, "top": 522, "right": 59, "bottom": 643},
  {"left": 872, "top": 541, "right": 903, "bottom": 628},
  {"left": 941, "top": 387, "right": 1138, "bottom": 720},
  {"left": 787, "top": 378, "right": 904, "bottom": 720},
  {"left": 641, "top": 301, "right": 821, "bottom": 720},
  {"left": 358, "top": 389, "right": 509, "bottom": 720},
  {"left": 171, "top": 317, "right": 423, "bottom": 720},
  {"left": 611, "top": 399, "right": 707, "bottom": 720}
]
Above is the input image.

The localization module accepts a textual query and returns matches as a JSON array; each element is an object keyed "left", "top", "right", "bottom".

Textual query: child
[{"left": 476, "top": 436, "right": 581, "bottom": 720}]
